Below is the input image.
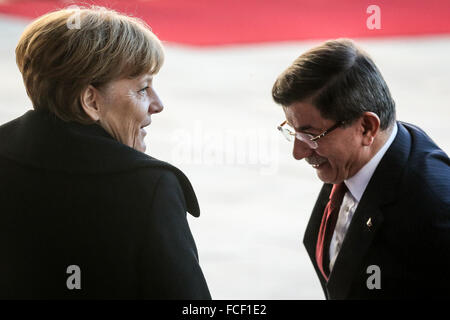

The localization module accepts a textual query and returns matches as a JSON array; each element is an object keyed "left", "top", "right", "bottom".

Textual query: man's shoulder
[
  {"left": 393, "top": 122, "right": 449, "bottom": 211},
  {"left": 398, "top": 121, "right": 449, "bottom": 178},
  {"left": 398, "top": 121, "right": 444, "bottom": 154}
]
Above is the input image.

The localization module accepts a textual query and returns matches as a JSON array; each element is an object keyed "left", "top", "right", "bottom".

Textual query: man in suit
[{"left": 272, "top": 39, "right": 450, "bottom": 299}]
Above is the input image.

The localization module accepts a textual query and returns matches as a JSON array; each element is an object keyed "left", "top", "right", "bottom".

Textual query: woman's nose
[
  {"left": 293, "top": 138, "right": 313, "bottom": 160},
  {"left": 149, "top": 89, "right": 164, "bottom": 114}
]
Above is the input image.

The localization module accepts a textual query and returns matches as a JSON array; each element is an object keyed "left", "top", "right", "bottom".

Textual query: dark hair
[{"left": 272, "top": 39, "right": 396, "bottom": 130}]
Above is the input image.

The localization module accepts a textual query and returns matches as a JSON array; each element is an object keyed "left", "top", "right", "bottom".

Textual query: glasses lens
[
  {"left": 295, "top": 132, "right": 318, "bottom": 149},
  {"left": 278, "top": 126, "right": 294, "bottom": 142}
]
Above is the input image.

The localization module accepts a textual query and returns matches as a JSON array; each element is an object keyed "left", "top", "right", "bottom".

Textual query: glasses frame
[{"left": 277, "top": 120, "right": 345, "bottom": 149}]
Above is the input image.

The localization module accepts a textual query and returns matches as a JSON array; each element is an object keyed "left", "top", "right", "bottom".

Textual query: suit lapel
[
  {"left": 303, "top": 183, "right": 332, "bottom": 294},
  {"left": 325, "top": 193, "right": 384, "bottom": 299}
]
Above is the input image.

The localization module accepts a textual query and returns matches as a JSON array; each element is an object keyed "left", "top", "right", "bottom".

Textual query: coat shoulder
[
  {"left": 126, "top": 159, "right": 201, "bottom": 218},
  {"left": 399, "top": 122, "right": 450, "bottom": 213}
]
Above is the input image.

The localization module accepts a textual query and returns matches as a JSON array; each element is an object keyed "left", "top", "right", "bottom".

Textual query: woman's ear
[
  {"left": 361, "top": 112, "right": 380, "bottom": 146},
  {"left": 80, "top": 85, "right": 102, "bottom": 122}
]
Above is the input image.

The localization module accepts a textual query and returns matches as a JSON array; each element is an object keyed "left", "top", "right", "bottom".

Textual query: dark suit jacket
[
  {"left": 0, "top": 109, "right": 211, "bottom": 299},
  {"left": 304, "top": 122, "right": 450, "bottom": 299}
]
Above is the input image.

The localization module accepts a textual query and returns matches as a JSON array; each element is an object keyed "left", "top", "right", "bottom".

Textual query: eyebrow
[
  {"left": 288, "top": 122, "right": 320, "bottom": 133},
  {"left": 298, "top": 125, "right": 315, "bottom": 131},
  {"left": 138, "top": 74, "right": 153, "bottom": 82}
]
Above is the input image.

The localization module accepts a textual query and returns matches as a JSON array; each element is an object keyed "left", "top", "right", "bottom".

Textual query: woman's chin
[
  {"left": 137, "top": 142, "right": 146, "bottom": 152},
  {"left": 132, "top": 138, "right": 146, "bottom": 152}
]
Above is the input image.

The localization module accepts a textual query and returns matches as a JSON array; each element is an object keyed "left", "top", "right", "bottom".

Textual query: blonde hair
[{"left": 16, "top": 6, "right": 164, "bottom": 124}]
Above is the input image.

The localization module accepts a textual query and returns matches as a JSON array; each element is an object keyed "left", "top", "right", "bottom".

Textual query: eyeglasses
[{"left": 277, "top": 120, "right": 344, "bottom": 149}]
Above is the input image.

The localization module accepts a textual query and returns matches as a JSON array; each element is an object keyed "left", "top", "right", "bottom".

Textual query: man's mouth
[{"left": 306, "top": 156, "right": 328, "bottom": 169}]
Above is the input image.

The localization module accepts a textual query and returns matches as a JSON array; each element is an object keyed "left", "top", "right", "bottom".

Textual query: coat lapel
[
  {"left": 303, "top": 122, "right": 412, "bottom": 299},
  {"left": 325, "top": 193, "right": 385, "bottom": 298}
]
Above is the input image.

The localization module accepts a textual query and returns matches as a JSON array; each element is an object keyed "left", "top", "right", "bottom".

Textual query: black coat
[
  {"left": 304, "top": 122, "right": 450, "bottom": 299},
  {"left": 0, "top": 109, "right": 211, "bottom": 299}
]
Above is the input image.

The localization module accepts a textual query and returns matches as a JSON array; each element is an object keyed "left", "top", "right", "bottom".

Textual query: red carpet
[{"left": 0, "top": 0, "right": 449, "bottom": 46}]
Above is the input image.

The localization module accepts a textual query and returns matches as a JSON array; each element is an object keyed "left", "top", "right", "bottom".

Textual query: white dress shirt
[{"left": 328, "top": 124, "right": 398, "bottom": 272}]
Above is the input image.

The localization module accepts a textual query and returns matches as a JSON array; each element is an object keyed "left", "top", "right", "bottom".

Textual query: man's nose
[
  {"left": 292, "top": 138, "right": 313, "bottom": 160},
  {"left": 149, "top": 89, "right": 164, "bottom": 114}
]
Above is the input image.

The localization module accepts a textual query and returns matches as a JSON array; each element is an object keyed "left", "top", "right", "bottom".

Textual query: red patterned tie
[{"left": 315, "top": 182, "right": 348, "bottom": 281}]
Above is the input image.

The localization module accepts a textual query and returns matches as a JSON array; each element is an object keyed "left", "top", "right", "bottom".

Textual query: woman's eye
[{"left": 138, "top": 86, "right": 149, "bottom": 95}]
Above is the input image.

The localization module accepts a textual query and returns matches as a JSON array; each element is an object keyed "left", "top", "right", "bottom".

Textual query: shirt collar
[{"left": 345, "top": 123, "right": 398, "bottom": 202}]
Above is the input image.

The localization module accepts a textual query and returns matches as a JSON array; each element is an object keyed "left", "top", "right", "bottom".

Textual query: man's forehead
[{"left": 283, "top": 102, "right": 323, "bottom": 132}]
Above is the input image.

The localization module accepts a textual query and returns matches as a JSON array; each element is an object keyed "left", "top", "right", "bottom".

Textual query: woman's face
[{"left": 96, "top": 73, "right": 163, "bottom": 152}]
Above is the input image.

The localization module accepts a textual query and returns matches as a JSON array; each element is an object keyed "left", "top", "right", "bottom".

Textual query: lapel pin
[{"left": 366, "top": 217, "right": 373, "bottom": 228}]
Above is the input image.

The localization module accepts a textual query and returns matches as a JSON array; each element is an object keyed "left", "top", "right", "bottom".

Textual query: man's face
[{"left": 283, "top": 101, "right": 367, "bottom": 184}]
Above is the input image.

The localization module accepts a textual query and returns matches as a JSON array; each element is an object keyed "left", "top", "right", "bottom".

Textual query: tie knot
[{"left": 329, "top": 182, "right": 347, "bottom": 208}]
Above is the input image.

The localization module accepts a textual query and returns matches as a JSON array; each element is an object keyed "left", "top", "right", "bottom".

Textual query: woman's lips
[{"left": 140, "top": 122, "right": 151, "bottom": 136}]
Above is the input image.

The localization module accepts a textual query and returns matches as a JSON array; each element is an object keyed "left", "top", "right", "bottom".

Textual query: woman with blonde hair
[{"left": 0, "top": 6, "right": 210, "bottom": 299}]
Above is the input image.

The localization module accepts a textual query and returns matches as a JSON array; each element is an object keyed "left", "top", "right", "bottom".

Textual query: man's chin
[
  {"left": 315, "top": 163, "right": 337, "bottom": 184},
  {"left": 317, "top": 173, "right": 332, "bottom": 184}
]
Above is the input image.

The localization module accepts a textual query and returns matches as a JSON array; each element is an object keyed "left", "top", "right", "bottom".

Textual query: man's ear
[
  {"left": 360, "top": 112, "right": 380, "bottom": 146},
  {"left": 80, "top": 85, "right": 102, "bottom": 122}
]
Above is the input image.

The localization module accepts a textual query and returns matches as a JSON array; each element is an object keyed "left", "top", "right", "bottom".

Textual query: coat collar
[
  {"left": 0, "top": 109, "right": 200, "bottom": 217},
  {"left": 344, "top": 124, "right": 398, "bottom": 202},
  {"left": 303, "top": 122, "right": 412, "bottom": 299}
]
